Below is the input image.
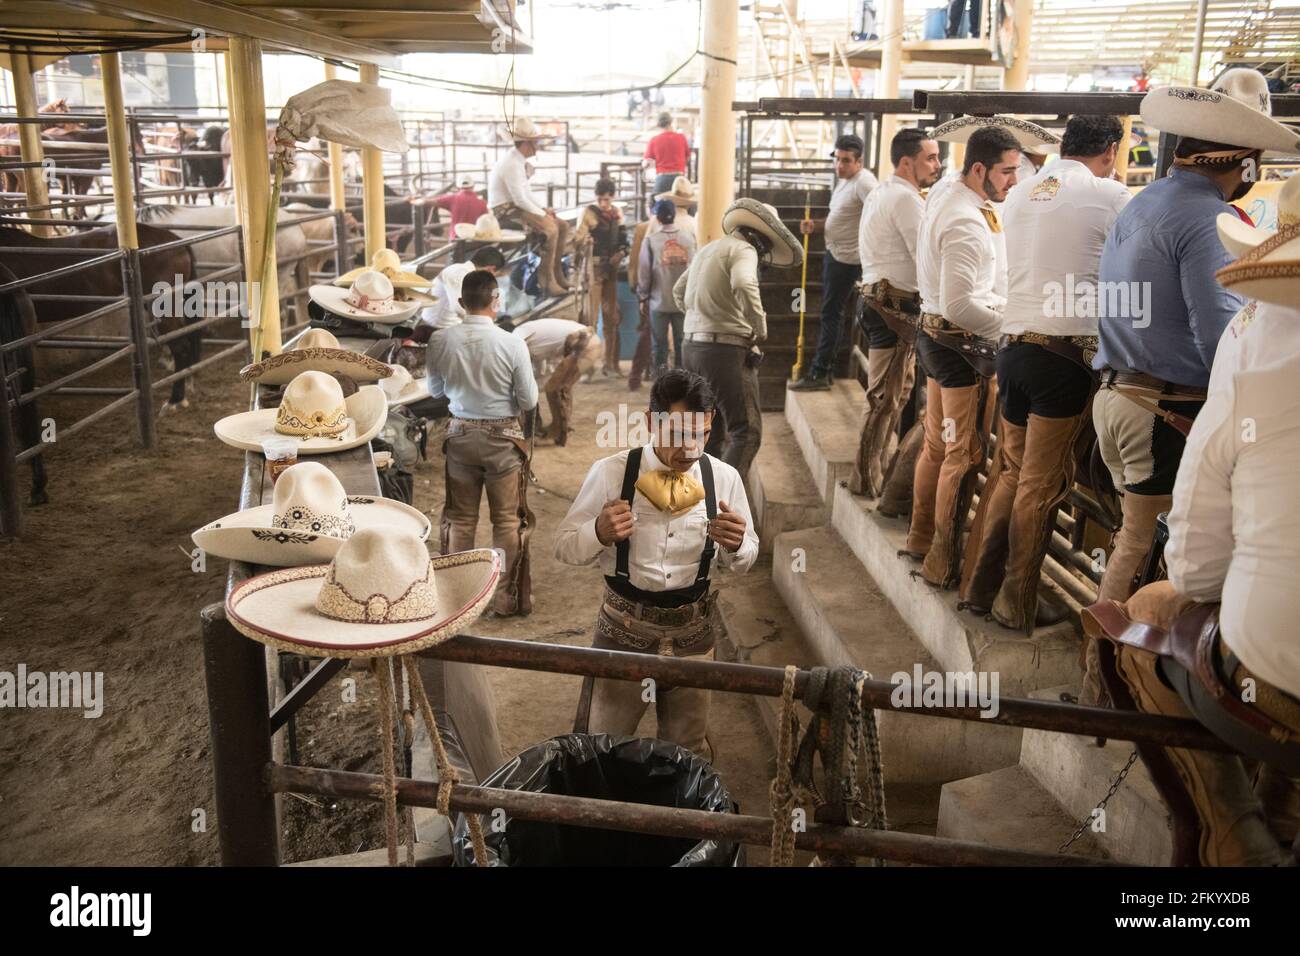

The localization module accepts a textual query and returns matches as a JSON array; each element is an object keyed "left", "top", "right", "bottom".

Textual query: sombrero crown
[
  {"left": 335, "top": 248, "right": 430, "bottom": 291},
  {"left": 722, "top": 198, "right": 802, "bottom": 268},
  {"left": 1141, "top": 67, "right": 1300, "bottom": 155},
  {"left": 239, "top": 327, "right": 392, "bottom": 385}
]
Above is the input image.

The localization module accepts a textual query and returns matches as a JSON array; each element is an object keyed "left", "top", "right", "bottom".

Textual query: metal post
[
  {"left": 1190, "top": 0, "right": 1209, "bottom": 87},
  {"left": 11, "top": 47, "right": 55, "bottom": 238},
  {"left": 359, "top": 63, "right": 387, "bottom": 260},
  {"left": 122, "top": 250, "right": 157, "bottom": 448},
  {"left": 698, "top": 0, "right": 739, "bottom": 243},
  {"left": 101, "top": 53, "right": 138, "bottom": 249},
  {"left": 0, "top": 373, "right": 22, "bottom": 537},
  {"left": 332, "top": 208, "right": 349, "bottom": 278}
]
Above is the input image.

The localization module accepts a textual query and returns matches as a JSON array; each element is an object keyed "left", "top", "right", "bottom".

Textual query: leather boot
[
  {"left": 959, "top": 415, "right": 1025, "bottom": 613},
  {"left": 1097, "top": 491, "right": 1173, "bottom": 603},
  {"left": 904, "top": 378, "right": 945, "bottom": 556},
  {"left": 852, "top": 345, "right": 916, "bottom": 498},
  {"left": 921, "top": 380, "right": 987, "bottom": 588},
  {"left": 991, "top": 412, "right": 1087, "bottom": 632},
  {"left": 1255, "top": 764, "right": 1300, "bottom": 855},
  {"left": 484, "top": 466, "right": 534, "bottom": 616},
  {"left": 878, "top": 420, "right": 923, "bottom": 518},
  {"left": 544, "top": 353, "right": 582, "bottom": 447}
]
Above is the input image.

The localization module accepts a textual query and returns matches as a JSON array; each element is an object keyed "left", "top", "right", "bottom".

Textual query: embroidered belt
[
  {"left": 447, "top": 416, "right": 526, "bottom": 443},
  {"left": 1002, "top": 331, "right": 1099, "bottom": 372},
  {"left": 864, "top": 279, "right": 921, "bottom": 342},
  {"left": 919, "top": 312, "right": 999, "bottom": 377},
  {"left": 595, "top": 586, "right": 716, "bottom": 655}
]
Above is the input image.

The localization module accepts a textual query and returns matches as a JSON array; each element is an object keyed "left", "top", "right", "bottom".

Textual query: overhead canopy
[{"left": 0, "top": 0, "right": 532, "bottom": 69}]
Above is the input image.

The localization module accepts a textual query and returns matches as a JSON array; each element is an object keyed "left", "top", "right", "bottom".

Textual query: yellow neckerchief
[
  {"left": 634, "top": 450, "right": 705, "bottom": 517},
  {"left": 979, "top": 205, "right": 1002, "bottom": 234}
]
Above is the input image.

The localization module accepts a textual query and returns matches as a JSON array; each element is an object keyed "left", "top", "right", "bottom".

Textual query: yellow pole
[
  {"left": 359, "top": 62, "right": 386, "bottom": 260},
  {"left": 11, "top": 49, "right": 54, "bottom": 237},
  {"left": 790, "top": 195, "right": 811, "bottom": 382},
  {"left": 1003, "top": 0, "right": 1035, "bottom": 91},
  {"left": 100, "top": 53, "right": 138, "bottom": 250},
  {"left": 697, "top": 0, "right": 739, "bottom": 244},
  {"left": 875, "top": 0, "right": 904, "bottom": 180},
  {"left": 1115, "top": 115, "right": 1134, "bottom": 186},
  {"left": 228, "top": 36, "right": 282, "bottom": 358},
  {"left": 323, "top": 61, "right": 348, "bottom": 212}
]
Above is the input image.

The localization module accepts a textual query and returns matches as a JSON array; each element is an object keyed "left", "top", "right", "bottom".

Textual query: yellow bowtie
[
  {"left": 980, "top": 206, "right": 1003, "bottom": 234},
  {"left": 635, "top": 469, "right": 705, "bottom": 517}
]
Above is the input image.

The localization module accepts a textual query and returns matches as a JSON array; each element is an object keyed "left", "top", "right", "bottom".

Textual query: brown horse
[
  {"left": 0, "top": 222, "right": 201, "bottom": 412},
  {"left": 0, "top": 99, "right": 81, "bottom": 196},
  {"left": 38, "top": 125, "right": 147, "bottom": 215},
  {"left": 0, "top": 262, "right": 49, "bottom": 506}
]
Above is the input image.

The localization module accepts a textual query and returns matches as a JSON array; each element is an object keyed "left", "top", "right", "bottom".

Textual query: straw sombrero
[
  {"left": 1215, "top": 173, "right": 1300, "bottom": 307},
  {"left": 930, "top": 115, "right": 1061, "bottom": 154},
  {"left": 335, "top": 248, "right": 432, "bottom": 293},
  {"left": 380, "top": 363, "right": 431, "bottom": 407},
  {"left": 1141, "top": 68, "right": 1300, "bottom": 155},
  {"left": 310, "top": 270, "right": 423, "bottom": 326},
  {"left": 506, "top": 117, "right": 548, "bottom": 142},
  {"left": 239, "top": 328, "right": 393, "bottom": 386},
  {"left": 226, "top": 528, "right": 501, "bottom": 658},
  {"left": 453, "top": 212, "right": 527, "bottom": 243},
  {"left": 193, "top": 460, "right": 429, "bottom": 567},
  {"left": 214, "top": 370, "right": 387, "bottom": 454},
  {"left": 655, "top": 176, "right": 698, "bottom": 205},
  {"left": 721, "top": 198, "right": 802, "bottom": 268}
]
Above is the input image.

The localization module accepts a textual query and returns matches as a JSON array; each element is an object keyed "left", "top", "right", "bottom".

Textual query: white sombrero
[
  {"left": 1215, "top": 173, "right": 1300, "bottom": 307},
  {"left": 239, "top": 328, "right": 393, "bottom": 386},
  {"left": 506, "top": 117, "right": 549, "bottom": 142},
  {"left": 335, "top": 248, "right": 432, "bottom": 294},
  {"left": 193, "top": 460, "right": 429, "bottom": 567},
  {"left": 215, "top": 370, "right": 388, "bottom": 454},
  {"left": 721, "top": 198, "right": 802, "bottom": 268},
  {"left": 453, "top": 212, "right": 527, "bottom": 243},
  {"left": 310, "top": 270, "right": 423, "bottom": 326},
  {"left": 655, "top": 176, "right": 698, "bottom": 205},
  {"left": 1141, "top": 68, "right": 1300, "bottom": 156},
  {"left": 930, "top": 115, "right": 1061, "bottom": 154},
  {"left": 226, "top": 528, "right": 501, "bottom": 658},
  {"left": 379, "top": 363, "right": 431, "bottom": 407}
]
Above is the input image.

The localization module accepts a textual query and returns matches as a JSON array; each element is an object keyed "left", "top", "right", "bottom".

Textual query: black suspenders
[{"left": 613, "top": 447, "right": 717, "bottom": 586}]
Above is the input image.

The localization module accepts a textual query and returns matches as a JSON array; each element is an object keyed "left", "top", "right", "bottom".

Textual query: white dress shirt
[
  {"left": 824, "top": 168, "right": 878, "bottom": 264},
  {"left": 426, "top": 313, "right": 538, "bottom": 419},
  {"left": 421, "top": 261, "right": 475, "bottom": 330},
  {"left": 488, "top": 146, "right": 544, "bottom": 216},
  {"left": 859, "top": 175, "right": 925, "bottom": 292},
  {"left": 1001, "top": 159, "right": 1131, "bottom": 337},
  {"left": 1164, "top": 301, "right": 1300, "bottom": 698},
  {"left": 925, "top": 169, "right": 959, "bottom": 209},
  {"left": 917, "top": 180, "right": 1007, "bottom": 339},
  {"left": 553, "top": 444, "right": 759, "bottom": 591}
]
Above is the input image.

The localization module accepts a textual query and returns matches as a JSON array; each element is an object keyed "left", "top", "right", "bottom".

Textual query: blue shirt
[
  {"left": 426, "top": 314, "right": 538, "bottom": 419},
  {"left": 1094, "top": 169, "right": 1246, "bottom": 389}
]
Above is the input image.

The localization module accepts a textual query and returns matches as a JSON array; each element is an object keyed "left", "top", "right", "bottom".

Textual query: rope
[
  {"left": 371, "top": 658, "right": 403, "bottom": 868},
  {"left": 768, "top": 664, "right": 802, "bottom": 867}
]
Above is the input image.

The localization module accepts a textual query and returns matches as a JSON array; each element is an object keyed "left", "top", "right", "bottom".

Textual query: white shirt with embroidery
[{"left": 917, "top": 180, "right": 1007, "bottom": 339}]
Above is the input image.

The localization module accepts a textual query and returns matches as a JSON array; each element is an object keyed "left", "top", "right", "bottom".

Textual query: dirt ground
[{"left": 0, "top": 357, "right": 781, "bottom": 865}]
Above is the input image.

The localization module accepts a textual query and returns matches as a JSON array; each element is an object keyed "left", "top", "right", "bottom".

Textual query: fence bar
[
  {"left": 16, "top": 389, "right": 139, "bottom": 462},
  {"left": 0, "top": 377, "right": 21, "bottom": 536},
  {"left": 151, "top": 339, "right": 249, "bottom": 391},
  {"left": 17, "top": 342, "right": 135, "bottom": 406},
  {"left": 122, "top": 250, "right": 156, "bottom": 447},
  {"left": 0, "top": 298, "right": 129, "bottom": 355}
]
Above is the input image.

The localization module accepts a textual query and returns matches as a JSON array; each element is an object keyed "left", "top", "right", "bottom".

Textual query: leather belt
[
  {"left": 863, "top": 279, "right": 920, "bottom": 343},
  {"left": 603, "top": 585, "right": 714, "bottom": 627},
  {"left": 1097, "top": 367, "right": 1206, "bottom": 438},
  {"left": 685, "top": 331, "right": 753, "bottom": 348},
  {"left": 1002, "top": 331, "right": 1099, "bottom": 373},
  {"left": 919, "top": 312, "right": 998, "bottom": 377}
]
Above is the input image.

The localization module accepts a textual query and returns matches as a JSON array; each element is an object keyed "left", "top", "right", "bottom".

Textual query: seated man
[
  {"left": 488, "top": 117, "right": 570, "bottom": 298},
  {"left": 418, "top": 246, "right": 508, "bottom": 336}
]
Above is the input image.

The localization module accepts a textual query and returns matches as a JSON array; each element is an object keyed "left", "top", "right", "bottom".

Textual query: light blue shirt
[
  {"left": 426, "top": 314, "right": 538, "bottom": 419},
  {"left": 1094, "top": 169, "right": 1247, "bottom": 389}
]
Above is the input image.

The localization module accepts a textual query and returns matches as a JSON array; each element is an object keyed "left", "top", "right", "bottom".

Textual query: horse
[
  {"left": 0, "top": 99, "right": 82, "bottom": 197},
  {"left": 282, "top": 202, "right": 359, "bottom": 277},
  {"left": 0, "top": 262, "right": 49, "bottom": 506},
  {"left": 39, "top": 125, "right": 147, "bottom": 216},
  {"left": 0, "top": 222, "right": 201, "bottom": 413},
  {"left": 181, "top": 125, "right": 226, "bottom": 204}
]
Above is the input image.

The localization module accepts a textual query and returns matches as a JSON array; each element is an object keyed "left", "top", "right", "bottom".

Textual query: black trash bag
[
  {"left": 452, "top": 734, "right": 742, "bottom": 867},
  {"left": 370, "top": 437, "right": 414, "bottom": 505}
]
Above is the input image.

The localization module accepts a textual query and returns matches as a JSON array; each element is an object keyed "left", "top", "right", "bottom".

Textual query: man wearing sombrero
[
  {"left": 674, "top": 198, "right": 802, "bottom": 481},
  {"left": 1084, "top": 68, "right": 1300, "bottom": 704},
  {"left": 488, "top": 117, "right": 571, "bottom": 298},
  {"left": 1082, "top": 173, "right": 1300, "bottom": 866}
]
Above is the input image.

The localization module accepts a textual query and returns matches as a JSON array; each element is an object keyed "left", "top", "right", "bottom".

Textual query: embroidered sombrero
[
  {"left": 722, "top": 198, "right": 802, "bottom": 268},
  {"left": 309, "top": 270, "right": 423, "bottom": 326},
  {"left": 1215, "top": 173, "right": 1300, "bottom": 307},
  {"left": 214, "top": 370, "right": 388, "bottom": 454},
  {"left": 1141, "top": 68, "right": 1300, "bottom": 156},
  {"left": 226, "top": 528, "right": 501, "bottom": 658},
  {"left": 239, "top": 328, "right": 393, "bottom": 386},
  {"left": 380, "top": 363, "right": 431, "bottom": 407},
  {"left": 335, "top": 248, "right": 433, "bottom": 296},
  {"left": 930, "top": 115, "right": 1061, "bottom": 154},
  {"left": 193, "top": 460, "right": 429, "bottom": 567}
]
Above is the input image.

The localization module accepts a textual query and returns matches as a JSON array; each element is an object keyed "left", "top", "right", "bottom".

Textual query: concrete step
[
  {"left": 783, "top": 378, "right": 863, "bottom": 516},
  {"left": 1019, "top": 685, "right": 1172, "bottom": 866},
  {"left": 747, "top": 413, "right": 828, "bottom": 555},
  {"left": 831, "top": 483, "right": 1082, "bottom": 698},
  {"left": 772, "top": 526, "right": 1022, "bottom": 784},
  {"left": 936, "top": 764, "right": 1108, "bottom": 860}
]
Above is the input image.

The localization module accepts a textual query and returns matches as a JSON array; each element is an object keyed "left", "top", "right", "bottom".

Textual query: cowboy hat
[
  {"left": 310, "top": 270, "right": 423, "bottom": 325},
  {"left": 225, "top": 528, "right": 501, "bottom": 658},
  {"left": 930, "top": 115, "right": 1061, "bottom": 154},
  {"left": 335, "top": 248, "right": 432, "bottom": 292},
  {"left": 193, "top": 461, "right": 429, "bottom": 567},
  {"left": 1141, "top": 68, "right": 1300, "bottom": 155},
  {"left": 722, "top": 198, "right": 802, "bottom": 268},
  {"left": 457, "top": 174, "right": 476, "bottom": 188},
  {"left": 506, "top": 117, "right": 548, "bottom": 142},
  {"left": 654, "top": 175, "right": 698, "bottom": 205},
  {"left": 1215, "top": 173, "right": 1300, "bottom": 307},
  {"left": 453, "top": 212, "right": 527, "bottom": 243},
  {"left": 214, "top": 370, "right": 388, "bottom": 454},
  {"left": 239, "top": 328, "right": 393, "bottom": 386},
  {"left": 379, "top": 363, "right": 431, "bottom": 407}
]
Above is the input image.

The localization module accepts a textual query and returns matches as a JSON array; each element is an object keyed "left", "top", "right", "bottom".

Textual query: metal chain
[{"left": 1058, "top": 749, "right": 1139, "bottom": 853}]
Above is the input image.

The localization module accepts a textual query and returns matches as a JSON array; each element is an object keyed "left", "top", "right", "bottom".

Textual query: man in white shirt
[
  {"left": 790, "top": 134, "right": 879, "bottom": 391},
  {"left": 428, "top": 270, "right": 539, "bottom": 616},
  {"left": 513, "top": 316, "right": 603, "bottom": 446},
  {"left": 420, "top": 246, "right": 507, "bottom": 332},
  {"left": 555, "top": 369, "right": 758, "bottom": 755},
  {"left": 487, "top": 118, "right": 570, "bottom": 298},
  {"left": 959, "top": 114, "right": 1130, "bottom": 633},
  {"left": 851, "top": 128, "right": 942, "bottom": 497},
  {"left": 907, "top": 125, "right": 1020, "bottom": 589}
]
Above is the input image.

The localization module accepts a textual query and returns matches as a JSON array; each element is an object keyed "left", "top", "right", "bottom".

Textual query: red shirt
[
  {"left": 643, "top": 130, "right": 690, "bottom": 174},
  {"left": 434, "top": 188, "right": 489, "bottom": 227}
]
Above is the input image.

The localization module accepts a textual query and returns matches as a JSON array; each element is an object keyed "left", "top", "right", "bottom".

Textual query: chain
[{"left": 1058, "top": 749, "right": 1139, "bottom": 853}]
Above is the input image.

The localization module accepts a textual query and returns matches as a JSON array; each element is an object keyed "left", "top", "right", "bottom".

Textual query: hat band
[
  {"left": 274, "top": 502, "right": 356, "bottom": 538},
  {"left": 345, "top": 289, "right": 392, "bottom": 313},
  {"left": 1235, "top": 220, "right": 1300, "bottom": 264},
  {"left": 275, "top": 397, "right": 349, "bottom": 438},
  {"left": 315, "top": 563, "right": 439, "bottom": 624},
  {"left": 1172, "top": 148, "right": 1256, "bottom": 168}
]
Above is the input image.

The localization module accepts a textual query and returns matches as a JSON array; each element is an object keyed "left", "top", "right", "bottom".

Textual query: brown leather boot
[
  {"left": 439, "top": 465, "right": 482, "bottom": 556},
  {"left": 991, "top": 412, "right": 1087, "bottom": 631},
  {"left": 1097, "top": 491, "right": 1174, "bottom": 603},
  {"left": 921, "top": 380, "right": 988, "bottom": 588},
  {"left": 878, "top": 420, "right": 923, "bottom": 519},
  {"left": 903, "top": 379, "right": 945, "bottom": 557},
  {"left": 483, "top": 466, "right": 534, "bottom": 616},
  {"left": 851, "top": 344, "right": 916, "bottom": 497},
  {"left": 959, "top": 415, "right": 1025, "bottom": 613}
]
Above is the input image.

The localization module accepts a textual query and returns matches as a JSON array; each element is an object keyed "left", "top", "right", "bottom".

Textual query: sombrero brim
[
  {"left": 193, "top": 496, "right": 431, "bottom": 567},
  {"left": 722, "top": 200, "right": 802, "bottom": 268},
  {"left": 225, "top": 548, "right": 502, "bottom": 658},
  {"left": 394, "top": 289, "right": 437, "bottom": 306},
  {"left": 455, "top": 230, "right": 528, "bottom": 244},
  {"left": 213, "top": 386, "right": 387, "bottom": 454},
  {"left": 1141, "top": 86, "right": 1300, "bottom": 155},
  {"left": 655, "top": 191, "right": 697, "bottom": 203},
  {"left": 334, "top": 266, "right": 431, "bottom": 290},
  {"left": 930, "top": 116, "right": 1062, "bottom": 154},
  {"left": 1214, "top": 220, "right": 1300, "bottom": 307},
  {"left": 387, "top": 378, "right": 431, "bottom": 407},
  {"left": 308, "top": 284, "right": 422, "bottom": 325},
  {"left": 1216, "top": 211, "right": 1273, "bottom": 259},
  {"left": 239, "top": 347, "right": 394, "bottom": 386}
]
